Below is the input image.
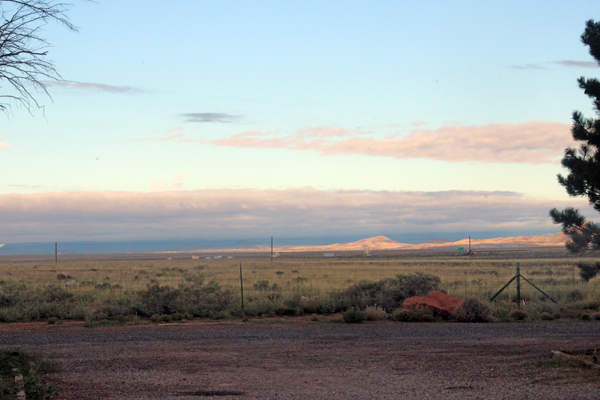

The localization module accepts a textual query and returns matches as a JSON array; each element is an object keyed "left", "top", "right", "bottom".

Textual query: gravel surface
[{"left": 1, "top": 320, "right": 599, "bottom": 399}]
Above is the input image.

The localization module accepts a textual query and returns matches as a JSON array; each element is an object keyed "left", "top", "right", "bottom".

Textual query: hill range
[{"left": 264, "top": 232, "right": 569, "bottom": 252}]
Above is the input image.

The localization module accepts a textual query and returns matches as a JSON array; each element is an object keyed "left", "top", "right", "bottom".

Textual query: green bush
[
  {"left": 511, "top": 309, "right": 528, "bottom": 320},
  {"left": 342, "top": 308, "right": 366, "bottom": 323},
  {"left": 452, "top": 298, "right": 491, "bottom": 323},
  {"left": 47, "top": 317, "right": 58, "bottom": 325},
  {"left": 364, "top": 306, "right": 387, "bottom": 321},
  {"left": 581, "top": 312, "right": 592, "bottom": 321},
  {"left": 339, "top": 272, "right": 441, "bottom": 311},
  {"left": 553, "top": 312, "right": 561, "bottom": 320},
  {"left": 540, "top": 312, "right": 555, "bottom": 321},
  {"left": 273, "top": 307, "right": 297, "bottom": 316},
  {"left": 392, "top": 308, "right": 434, "bottom": 322},
  {"left": 172, "top": 312, "right": 183, "bottom": 321},
  {"left": 493, "top": 306, "right": 512, "bottom": 321},
  {"left": 158, "top": 314, "right": 173, "bottom": 323}
]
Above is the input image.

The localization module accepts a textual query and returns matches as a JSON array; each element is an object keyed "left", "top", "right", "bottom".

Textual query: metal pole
[
  {"left": 469, "top": 236, "right": 472, "bottom": 261},
  {"left": 490, "top": 275, "right": 518, "bottom": 301},
  {"left": 239, "top": 262, "right": 244, "bottom": 311},
  {"left": 55, "top": 242, "right": 57, "bottom": 266},
  {"left": 519, "top": 275, "right": 558, "bottom": 304},
  {"left": 516, "top": 262, "right": 521, "bottom": 309}
]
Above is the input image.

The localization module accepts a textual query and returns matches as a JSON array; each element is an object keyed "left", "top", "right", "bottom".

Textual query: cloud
[
  {"left": 201, "top": 121, "right": 572, "bottom": 164},
  {"left": 45, "top": 81, "right": 145, "bottom": 94},
  {"left": 512, "top": 60, "right": 598, "bottom": 70},
  {"left": 553, "top": 60, "right": 599, "bottom": 68},
  {"left": 410, "top": 120, "right": 428, "bottom": 127},
  {"left": 512, "top": 63, "right": 546, "bottom": 70},
  {"left": 180, "top": 113, "right": 243, "bottom": 123},
  {"left": 0, "top": 189, "right": 590, "bottom": 242},
  {"left": 0, "top": 141, "right": 10, "bottom": 149}
]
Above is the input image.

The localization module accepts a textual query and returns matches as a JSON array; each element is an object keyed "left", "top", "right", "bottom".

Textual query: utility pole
[
  {"left": 55, "top": 242, "right": 57, "bottom": 266},
  {"left": 271, "top": 236, "right": 273, "bottom": 263}
]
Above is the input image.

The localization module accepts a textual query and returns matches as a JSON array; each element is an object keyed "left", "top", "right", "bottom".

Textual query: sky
[{"left": 1, "top": 0, "right": 600, "bottom": 243}]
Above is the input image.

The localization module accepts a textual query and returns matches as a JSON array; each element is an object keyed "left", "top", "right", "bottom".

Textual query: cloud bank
[
  {"left": 0, "top": 189, "right": 586, "bottom": 242},
  {"left": 0, "top": 141, "right": 10, "bottom": 149},
  {"left": 199, "top": 121, "right": 571, "bottom": 164}
]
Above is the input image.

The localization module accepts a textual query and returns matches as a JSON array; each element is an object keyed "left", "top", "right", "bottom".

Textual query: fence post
[{"left": 516, "top": 263, "right": 521, "bottom": 309}]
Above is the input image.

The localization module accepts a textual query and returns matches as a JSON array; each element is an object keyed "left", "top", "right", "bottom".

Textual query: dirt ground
[{"left": 1, "top": 319, "right": 600, "bottom": 399}]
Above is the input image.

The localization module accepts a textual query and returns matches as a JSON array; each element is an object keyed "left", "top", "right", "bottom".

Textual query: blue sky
[{"left": 1, "top": 0, "right": 599, "bottom": 242}]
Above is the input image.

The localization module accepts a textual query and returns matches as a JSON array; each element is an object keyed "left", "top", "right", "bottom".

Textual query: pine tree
[{"left": 550, "top": 19, "right": 600, "bottom": 280}]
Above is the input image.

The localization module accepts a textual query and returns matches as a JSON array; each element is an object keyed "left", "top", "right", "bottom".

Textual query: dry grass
[{"left": 1, "top": 251, "right": 599, "bottom": 321}]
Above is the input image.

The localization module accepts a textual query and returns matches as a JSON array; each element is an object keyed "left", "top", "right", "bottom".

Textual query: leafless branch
[{"left": 0, "top": 0, "right": 78, "bottom": 113}]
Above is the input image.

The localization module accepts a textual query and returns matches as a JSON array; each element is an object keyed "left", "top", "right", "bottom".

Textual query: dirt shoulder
[{"left": 1, "top": 320, "right": 599, "bottom": 399}]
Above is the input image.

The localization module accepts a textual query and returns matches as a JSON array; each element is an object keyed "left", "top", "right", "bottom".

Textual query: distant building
[
  {"left": 214, "top": 255, "right": 222, "bottom": 259},
  {"left": 191, "top": 255, "right": 200, "bottom": 260},
  {"left": 205, "top": 256, "right": 212, "bottom": 259},
  {"left": 227, "top": 256, "right": 234, "bottom": 259},
  {"left": 323, "top": 252, "right": 335, "bottom": 258}
]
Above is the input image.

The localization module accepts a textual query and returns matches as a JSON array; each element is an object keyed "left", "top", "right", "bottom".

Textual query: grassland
[{"left": 1, "top": 248, "right": 599, "bottom": 322}]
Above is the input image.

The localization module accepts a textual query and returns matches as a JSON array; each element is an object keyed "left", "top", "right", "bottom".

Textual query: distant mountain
[
  {"left": 423, "top": 239, "right": 451, "bottom": 244},
  {"left": 272, "top": 232, "right": 568, "bottom": 252}
]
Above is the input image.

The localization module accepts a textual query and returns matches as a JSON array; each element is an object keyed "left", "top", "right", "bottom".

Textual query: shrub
[
  {"left": 511, "top": 309, "right": 527, "bottom": 320},
  {"left": 342, "top": 308, "right": 366, "bottom": 323},
  {"left": 41, "top": 285, "right": 73, "bottom": 303},
  {"left": 452, "top": 298, "right": 491, "bottom": 323},
  {"left": 149, "top": 314, "right": 160, "bottom": 323},
  {"left": 567, "top": 289, "right": 585, "bottom": 301},
  {"left": 391, "top": 308, "right": 434, "bottom": 322},
  {"left": 273, "top": 307, "right": 297, "bottom": 316},
  {"left": 310, "top": 314, "right": 319, "bottom": 321},
  {"left": 581, "top": 312, "right": 592, "bottom": 321},
  {"left": 364, "top": 306, "right": 387, "bottom": 321},
  {"left": 553, "top": 312, "right": 561, "bottom": 320},
  {"left": 172, "top": 312, "right": 183, "bottom": 321},
  {"left": 540, "top": 312, "right": 555, "bottom": 321},
  {"left": 0, "top": 283, "right": 25, "bottom": 308},
  {"left": 138, "top": 281, "right": 179, "bottom": 316},
  {"left": 158, "top": 314, "right": 173, "bottom": 323},
  {"left": 339, "top": 272, "right": 441, "bottom": 311},
  {"left": 47, "top": 317, "right": 58, "bottom": 325}
]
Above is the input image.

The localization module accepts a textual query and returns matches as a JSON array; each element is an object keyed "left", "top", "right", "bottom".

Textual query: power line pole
[
  {"left": 271, "top": 236, "right": 273, "bottom": 262},
  {"left": 55, "top": 242, "right": 57, "bottom": 266}
]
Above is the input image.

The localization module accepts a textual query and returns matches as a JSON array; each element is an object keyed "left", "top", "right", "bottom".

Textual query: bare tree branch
[{"left": 0, "top": 0, "right": 78, "bottom": 113}]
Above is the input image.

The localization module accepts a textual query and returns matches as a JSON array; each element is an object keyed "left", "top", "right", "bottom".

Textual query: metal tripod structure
[{"left": 490, "top": 263, "right": 557, "bottom": 308}]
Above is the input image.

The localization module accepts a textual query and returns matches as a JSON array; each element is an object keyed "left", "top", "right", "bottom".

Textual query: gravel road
[{"left": 1, "top": 319, "right": 599, "bottom": 399}]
